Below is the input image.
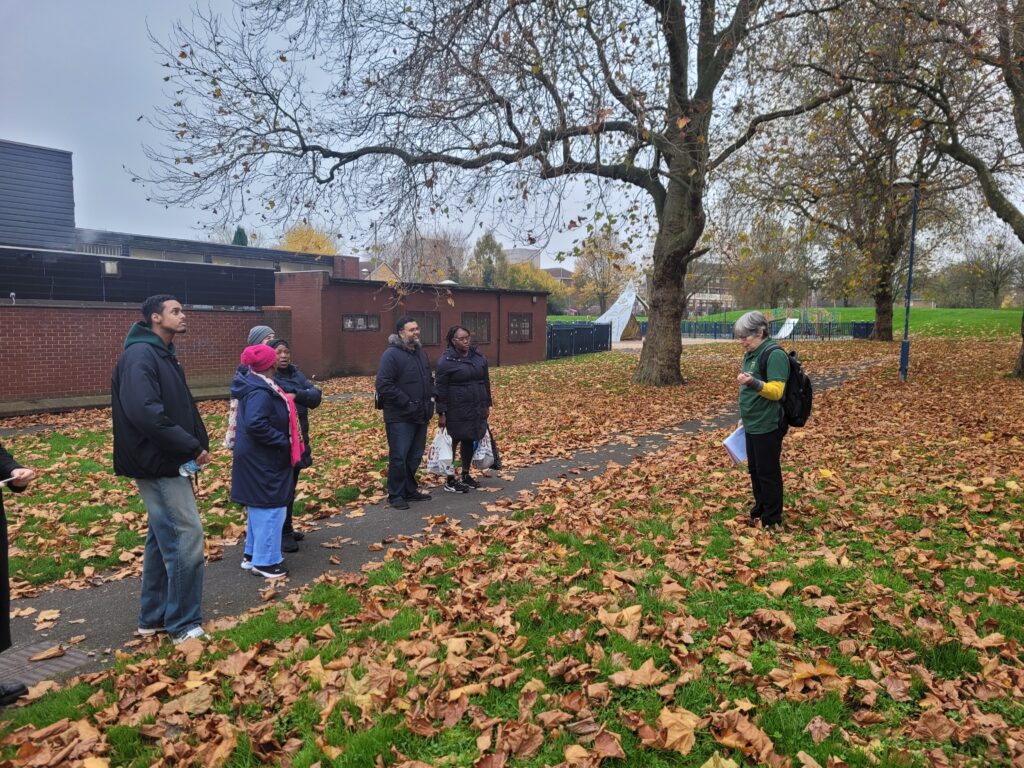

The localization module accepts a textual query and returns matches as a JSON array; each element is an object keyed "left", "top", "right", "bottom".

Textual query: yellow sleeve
[{"left": 759, "top": 380, "right": 785, "bottom": 401}]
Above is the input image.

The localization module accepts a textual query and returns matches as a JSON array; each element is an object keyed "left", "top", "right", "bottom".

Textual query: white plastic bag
[
  {"left": 471, "top": 429, "right": 494, "bottom": 470},
  {"left": 426, "top": 428, "right": 454, "bottom": 475}
]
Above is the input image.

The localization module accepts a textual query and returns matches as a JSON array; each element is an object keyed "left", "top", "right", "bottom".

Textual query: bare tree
[
  {"left": 719, "top": 214, "right": 816, "bottom": 310},
  {"left": 729, "top": 1, "right": 977, "bottom": 339},
  {"left": 381, "top": 229, "right": 468, "bottom": 283},
  {"left": 849, "top": 0, "right": 1024, "bottom": 373},
  {"left": 975, "top": 234, "right": 1023, "bottom": 308},
  {"left": 138, "top": 0, "right": 852, "bottom": 384}
]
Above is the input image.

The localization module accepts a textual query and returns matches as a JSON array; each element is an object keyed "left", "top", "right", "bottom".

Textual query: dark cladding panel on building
[
  {"left": 0, "top": 140, "right": 76, "bottom": 250},
  {"left": 0, "top": 249, "right": 274, "bottom": 308}
]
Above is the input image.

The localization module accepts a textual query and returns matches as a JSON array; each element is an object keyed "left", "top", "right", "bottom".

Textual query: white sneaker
[
  {"left": 172, "top": 625, "right": 210, "bottom": 645},
  {"left": 135, "top": 625, "right": 164, "bottom": 637},
  {"left": 241, "top": 553, "right": 254, "bottom": 570}
]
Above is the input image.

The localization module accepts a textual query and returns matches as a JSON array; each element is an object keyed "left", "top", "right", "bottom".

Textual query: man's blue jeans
[
  {"left": 135, "top": 476, "right": 205, "bottom": 637},
  {"left": 385, "top": 421, "right": 428, "bottom": 500}
]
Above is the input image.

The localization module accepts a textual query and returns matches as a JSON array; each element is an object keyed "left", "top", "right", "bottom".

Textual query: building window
[
  {"left": 508, "top": 313, "right": 533, "bottom": 343},
  {"left": 343, "top": 314, "right": 380, "bottom": 331},
  {"left": 407, "top": 311, "right": 441, "bottom": 345},
  {"left": 461, "top": 312, "right": 491, "bottom": 343}
]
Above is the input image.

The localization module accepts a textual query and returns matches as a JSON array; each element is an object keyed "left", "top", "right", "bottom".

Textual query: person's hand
[
  {"left": 437, "top": 413, "right": 446, "bottom": 429},
  {"left": 9, "top": 467, "right": 35, "bottom": 488},
  {"left": 737, "top": 372, "right": 753, "bottom": 386},
  {"left": 195, "top": 450, "right": 212, "bottom": 467}
]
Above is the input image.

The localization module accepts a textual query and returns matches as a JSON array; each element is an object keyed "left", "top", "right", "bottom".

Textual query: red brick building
[{"left": 275, "top": 269, "right": 548, "bottom": 377}]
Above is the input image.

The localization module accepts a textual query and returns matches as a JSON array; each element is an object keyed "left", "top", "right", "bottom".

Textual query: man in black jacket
[
  {"left": 375, "top": 315, "right": 435, "bottom": 509},
  {"left": 112, "top": 295, "right": 210, "bottom": 645}
]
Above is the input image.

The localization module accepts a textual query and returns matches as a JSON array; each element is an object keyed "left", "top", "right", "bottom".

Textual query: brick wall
[
  {"left": 297, "top": 278, "right": 548, "bottom": 377},
  {"left": 0, "top": 303, "right": 292, "bottom": 406}
]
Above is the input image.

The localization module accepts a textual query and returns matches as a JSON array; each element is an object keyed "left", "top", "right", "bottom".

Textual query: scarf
[{"left": 255, "top": 373, "right": 305, "bottom": 467}]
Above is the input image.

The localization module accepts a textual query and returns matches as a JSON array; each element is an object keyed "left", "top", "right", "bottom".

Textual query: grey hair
[{"left": 734, "top": 311, "right": 770, "bottom": 339}]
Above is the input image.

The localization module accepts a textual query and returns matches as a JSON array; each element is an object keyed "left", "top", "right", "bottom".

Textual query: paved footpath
[{"left": 0, "top": 360, "right": 883, "bottom": 686}]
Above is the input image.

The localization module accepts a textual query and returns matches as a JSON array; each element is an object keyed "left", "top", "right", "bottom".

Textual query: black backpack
[{"left": 758, "top": 343, "right": 813, "bottom": 428}]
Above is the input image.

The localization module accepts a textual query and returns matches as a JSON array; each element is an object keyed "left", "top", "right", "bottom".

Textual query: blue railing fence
[{"left": 677, "top": 319, "right": 874, "bottom": 340}]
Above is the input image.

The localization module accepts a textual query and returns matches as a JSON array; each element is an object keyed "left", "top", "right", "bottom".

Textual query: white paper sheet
[{"left": 723, "top": 426, "right": 747, "bottom": 464}]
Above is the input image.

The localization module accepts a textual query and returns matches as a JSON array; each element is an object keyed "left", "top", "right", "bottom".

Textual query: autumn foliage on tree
[
  {"left": 277, "top": 223, "right": 337, "bottom": 255},
  {"left": 572, "top": 227, "right": 638, "bottom": 315}
]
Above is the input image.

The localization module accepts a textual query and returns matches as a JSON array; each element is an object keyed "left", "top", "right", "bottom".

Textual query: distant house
[
  {"left": 368, "top": 262, "right": 400, "bottom": 282},
  {"left": 682, "top": 259, "right": 735, "bottom": 315},
  {"left": 505, "top": 247, "right": 542, "bottom": 268},
  {"left": 543, "top": 266, "right": 574, "bottom": 286}
]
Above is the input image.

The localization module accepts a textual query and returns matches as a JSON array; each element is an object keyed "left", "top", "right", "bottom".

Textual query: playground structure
[{"left": 594, "top": 283, "right": 648, "bottom": 341}]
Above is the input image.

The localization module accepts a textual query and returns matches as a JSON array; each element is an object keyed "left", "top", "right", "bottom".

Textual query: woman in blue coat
[
  {"left": 269, "top": 339, "right": 321, "bottom": 552},
  {"left": 436, "top": 325, "right": 492, "bottom": 492},
  {"left": 230, "top": 345, "right": 304, "bottom": 579}
]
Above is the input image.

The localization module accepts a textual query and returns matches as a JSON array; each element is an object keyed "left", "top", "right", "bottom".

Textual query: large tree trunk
[
  {"left": 633, "top": 166, "right": 705, "bottom": 386},
  {"left": 871, "top": 293, "right": 894, "bottom": 341},
  {"left": 635, "top": 257, "right": 686, "bottom": 385},
  {"left": 868, "top": 236, "right": 901, "bottom": 341},
  {"left": 1015, "top": 309, "right": 1024, "bottom": 378}
]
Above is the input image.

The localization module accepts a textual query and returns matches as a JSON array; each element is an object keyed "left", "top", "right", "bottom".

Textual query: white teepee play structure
[{"left": 595, "top": 283, "right": 647, "bottom": 341}]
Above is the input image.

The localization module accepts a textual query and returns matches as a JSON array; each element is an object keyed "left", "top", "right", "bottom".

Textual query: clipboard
[{"left": 723, "top": 426, "right": 747, "bottom": 464}]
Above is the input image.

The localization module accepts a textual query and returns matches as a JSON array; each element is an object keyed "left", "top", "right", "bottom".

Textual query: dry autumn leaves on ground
[{"left": 1, "top": 340, "right": 1023, "bottom": 767}]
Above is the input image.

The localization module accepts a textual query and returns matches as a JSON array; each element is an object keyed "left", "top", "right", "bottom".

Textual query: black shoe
[
  {"left": 0, "top": 683, "right": 27, "bottom": 707},
  {"left": 281, "top": 532, "right": 300, "bottom": 553},
  {"left": 492, "top": 462, "right": 503, "bottom": 470},
  {"left": 749, "top": 505, "right": 763, "bottom": 519},
  {"left": 460, "top": 474, "right": 480, "bottom": 489},
  {"left": 406, "top": 491, "right": 432, "bottom": 501},
  {"left": 443, "top": 480, "right": 470, "bottom": 493},
  {"left": 251, "top": 562, "right": 289, "bottom": 579},
  {"left": 291, "top": 531, "right": 305, "bottom": 542},
  {"left": 390, "top": 497, "right": 410, "bottom": 509}
]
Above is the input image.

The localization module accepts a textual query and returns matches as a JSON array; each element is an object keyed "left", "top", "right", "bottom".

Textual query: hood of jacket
[
  {"left": 123, "top": 321, "right": 175, "bottom": 355},
  {"left": 388, "top": 334, "right": 421, "bottom": 352},
  {"left": 230, "top": 369, "right": 274, "bottom": 400}
]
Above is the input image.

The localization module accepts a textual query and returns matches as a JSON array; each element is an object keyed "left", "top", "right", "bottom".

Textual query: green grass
[{"left": 701, "top": 306, "right": 1021, "bottom": 336}]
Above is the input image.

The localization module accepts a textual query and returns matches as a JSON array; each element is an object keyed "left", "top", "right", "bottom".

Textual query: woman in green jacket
[{"left": 735, "top": 311, "right": 789, "bottom": 530}]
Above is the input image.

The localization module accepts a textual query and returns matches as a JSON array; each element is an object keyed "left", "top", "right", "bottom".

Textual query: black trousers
[
  {"left": 282, "top": 466, "right": 301, "bottom": 535},
  {"left": 447, "top": 440, "right": 474, "bottom": 479},
  {"left": 745, "top": 427, "right": 785, "bottom": 526}
]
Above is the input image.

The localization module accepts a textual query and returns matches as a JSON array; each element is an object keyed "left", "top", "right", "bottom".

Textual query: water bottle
[{"left": 179, "top": 459, "right": 201, "bottom": 477}]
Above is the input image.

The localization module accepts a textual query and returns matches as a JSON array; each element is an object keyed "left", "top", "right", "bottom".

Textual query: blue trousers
[
  {"left": 245, "top": 506, "right": 286, "bottom": 566},
  {"left": 135, "top": 477, "right": 205, "bottom": 637},
  {"left": 385, "top": 421, "right": 428, "bottom": 500}
]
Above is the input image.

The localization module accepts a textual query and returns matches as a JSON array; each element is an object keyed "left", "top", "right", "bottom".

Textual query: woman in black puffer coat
[
  {"left": 269, "top": 339, "right": 321, "bottom": 552},
  {"left": 435, "top": 325, "right": 492, "bottom": 492}
]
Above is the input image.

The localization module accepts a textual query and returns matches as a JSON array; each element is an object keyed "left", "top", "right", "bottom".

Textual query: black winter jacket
[
  {"left": 1, "top": 443, "right": 26, "bottom": 652},
  {"left": 435, "top": 346, "right": 491, "bottom": 442},
  {"left": 272, "top": 363, "right": 322, "bottom": 468},
  {"left": 375, "top": 335, "right": 435, "bottom": 424},
  {"left": 229, "top": 371, "right": 294, "bottom": 507},
  {"left": 111, "top": 323, "right": 209, "bottom": 479}
]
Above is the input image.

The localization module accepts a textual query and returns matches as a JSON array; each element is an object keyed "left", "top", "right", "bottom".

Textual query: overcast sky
[{"left": 0, "top": 1, "right": 580, "bottom": 266}]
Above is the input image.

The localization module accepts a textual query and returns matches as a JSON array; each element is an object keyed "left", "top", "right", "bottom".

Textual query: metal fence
[
  {"left": 678, "top": 319, "right": 874, "bottom": 340},
  {"left": 546, "top": 322, "right": 613, "bottom": 359}
]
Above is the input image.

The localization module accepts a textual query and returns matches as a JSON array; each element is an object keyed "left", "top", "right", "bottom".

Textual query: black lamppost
[{"left": 896, "top": 178, "right": 920, "bottom": 382}]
